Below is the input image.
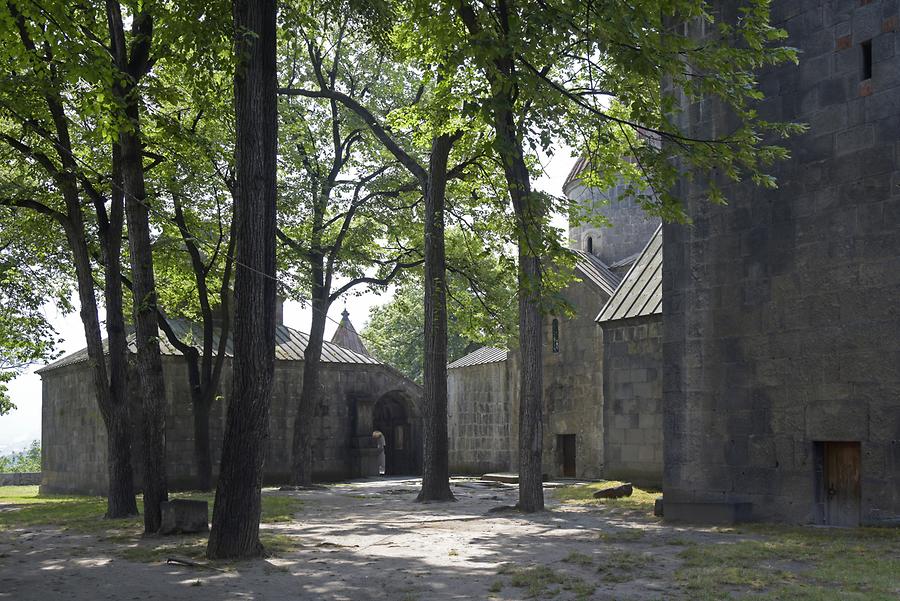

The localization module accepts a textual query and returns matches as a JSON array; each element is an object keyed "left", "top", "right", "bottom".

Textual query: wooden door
[
  {"left": 824, "top": 442, "right": 861, "bottom": 527},
  {"left": 559, "top": 434, "right": 576, "bottom": 478}
]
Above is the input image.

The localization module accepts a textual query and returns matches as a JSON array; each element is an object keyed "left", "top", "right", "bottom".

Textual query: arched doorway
[{"left": 373, "top": 394, "right": 414, "bottom": 475}]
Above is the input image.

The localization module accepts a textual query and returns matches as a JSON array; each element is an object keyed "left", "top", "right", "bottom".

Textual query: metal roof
[
  {"left": 596, "top": 225, "right": 662, "bottom": 323},
  {"left": 609, "top": 251, "right": 641, "bottom": 271},
  {"left": 36, "top": 318, "right": 380, "bottom": 374},
  {"left": 571, "top": 250, "right": 621, "bottom": 297},
  {"left": 447, "top": 346, "right": 508, "bottom": 370}
]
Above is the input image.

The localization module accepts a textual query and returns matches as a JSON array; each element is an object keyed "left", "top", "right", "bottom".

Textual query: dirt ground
[{"left": 0, "top": 478, "right": 897, "bottom": 600}]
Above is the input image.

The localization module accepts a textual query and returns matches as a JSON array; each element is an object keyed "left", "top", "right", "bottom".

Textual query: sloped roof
[
  {"left": 596, "top": 225, "right": 662, "bottom": 323},
  {"left": 447, "top": 346, "right": 508, "bottom": 370},
  {"left": 562, "top": 156, "right": 589, "bottom": 193},
  {"left": 571, "top": 250, "right": 621, "bottom": 297},
  {"left": 330, "top": 309, "right": 370, "bottom": 356},
  {"left": 36, "top": 318, "right": 380, "bottom": 375}
]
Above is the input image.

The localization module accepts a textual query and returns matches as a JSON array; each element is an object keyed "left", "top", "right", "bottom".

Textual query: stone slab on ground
[
  {"left": 159, "top": 499, "right": 209, "bottom": 535},
  {"left": 481, "top": 472, "right": 519, "bottom": 484}
]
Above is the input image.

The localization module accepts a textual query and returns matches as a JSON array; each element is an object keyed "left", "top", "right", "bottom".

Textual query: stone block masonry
[
  {"left": 663, "top": 0, "right": 900, "bottom": 525},
  {"left": 601, "top": 315, "right": 663, "bottom": 487}
]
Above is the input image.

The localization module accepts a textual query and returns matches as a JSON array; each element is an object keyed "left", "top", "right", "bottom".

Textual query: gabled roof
[
  {"left": 330, "top": 308, "right": 370, "bottom": 356},
  {"left": 447, "top": 346, "right": 508, "bottom": 370},
  {"left": 596, "top": 225, "right": 662, "bottom": 323},
  {"left": 571, "top": 250, "right": 621, "bottom": 297},
  {"left": 36, "top": 318, "right": 380, "bottom": 375}
]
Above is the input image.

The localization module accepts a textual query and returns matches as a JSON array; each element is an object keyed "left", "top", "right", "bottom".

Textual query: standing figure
[{"left": 373, "top": 431, "right": 386, "bottom": 476}]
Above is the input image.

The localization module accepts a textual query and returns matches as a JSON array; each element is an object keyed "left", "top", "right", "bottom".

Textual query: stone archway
[{"left": 373, "top": 392, "right": 415, "bottom": 475}]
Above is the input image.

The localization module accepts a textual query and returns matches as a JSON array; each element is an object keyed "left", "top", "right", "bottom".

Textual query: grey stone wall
[
  {"left": 447, "top": 360, "right": 512, "bottom": 474},
  {"left": 0, "top": 473, "right": 41, "bottom": 486},
  {"left": 41, "top": 356, "right": 422, "bottom": 495},
  {"left": 566, "top": 179, "right": 660, "bottom": 267},
  {"left": 601, "top": 315, "right": 663, "bottom": 487},
  {"left": 539, "top": 275, "right": 607, "bottom": 479},
  {"left": 663, "top": 0, "right": 900, "bottom": 524}
]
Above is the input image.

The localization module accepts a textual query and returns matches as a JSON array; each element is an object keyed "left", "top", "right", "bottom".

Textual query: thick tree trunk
[
  {"left": 193, "top": 392, "right": 214, "bottom": 492},
  {"left": 101, "top": 147, "right": 139, "bottom": 517},
  {"left": 104, "top": 0, "right": 168, "bottom": 533},
  {"left": 493, "top": 106, "right": 545, "bottom": 513},
  {"left": 291, "top": 287, "right": 328, "bottom": 487},
  {"left": 207, "top": 0, "right": 278, "bottom": 560},
  {"left": 416, "top": 134, "right": 455, "bottom": 503},
  {"left": 120, "top": 107, "right": 169, "bottom": 533},
  {"left": 454, "top": 0, "right": 545, "bottom": 511},
  {"left": 65, "top": 208, "right": 139, "bottom": 518}
]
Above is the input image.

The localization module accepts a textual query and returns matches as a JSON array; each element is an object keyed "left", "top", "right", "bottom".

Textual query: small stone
[{"left": 592, "top": 483, "right": 633, "bottom": 499}]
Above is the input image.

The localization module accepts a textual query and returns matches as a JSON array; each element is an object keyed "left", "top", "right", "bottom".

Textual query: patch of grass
[
  {"left": 0, "top": 486, "right": 140, "bottom": 534},
  {"left": 497, "top": 563, "right": 595, "bottom": 600},
  {"left": 0, "top": 486, "right": 302, "bottom": 531},
  {"left": 551, "top": 481, "right": 659, "bottom": 511},
  {"left": 597, "top": 528, "right": 645, "bottom": 543},
  {"left": 674, "top": 525, "right": 900, "bottom": 601},
  {"left": 259, "top": 495, "right": 304, "bottom": 523},
  {"left": 595, "top": 550, "right": 653, "bottom": 583},
  {"left": 488, "top": 580, "right": 503, "bottom": 593},
  {"left": 119, "top": 536, "right": 209, "bottom": 563},
  {"left": 561, "top": 551, "right": 594, "bottom": 566}
]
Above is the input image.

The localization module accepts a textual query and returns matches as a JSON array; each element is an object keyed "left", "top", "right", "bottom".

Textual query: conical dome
[{"left": 330, "top": 308, "right": 369, "bottom": 356}]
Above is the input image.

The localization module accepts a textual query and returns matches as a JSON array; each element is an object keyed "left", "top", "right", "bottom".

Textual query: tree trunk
[
  {"left": 105, "top": 403, "right": 139, "bottom": 516},
  {"left": 64, "top": 207, "right": 139, "bottom": 518},
  {"left": 207, "top": 0, "right": 278, "bottom": 560},
  {"left": 184, "top": 349, "right": 213, "bottom": 491},
  {"left": 120, "top": 104, "right": 169, "bottom": 533},
  {"left": 291, "top": 285, "right": 328, "bottom": 487},
  {"left": 493, "top": 105, "right": 545, "bottom": 513},
  {"left": 416, "top": 134, "right": 455, "bottom": 503},
  {"left": 193, "top": 391, "right": 214, "bottom": 492},
  {"left": 101, "top": 146, "right": 139, "bottom": 517}
]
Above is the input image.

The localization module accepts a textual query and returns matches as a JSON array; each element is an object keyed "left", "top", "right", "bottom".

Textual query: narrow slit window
[
  {"left": 586, "top": 236, "right": 593, "bottom": 254},
  {"left": 861, "top": 40, "right": 873, "bottom": 80},
  {"left": 552, "top": 318, "right": 560, "bottom": 353}
]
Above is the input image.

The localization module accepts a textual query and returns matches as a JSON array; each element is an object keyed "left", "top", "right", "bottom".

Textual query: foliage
[
  {"left": 363, "top": 281, "right": 473, "bottom": 383},
  {"left": 0, "top": 212, "right": 69, "bottom": 414},
  {"left": 0, "top": 440, "right": 40, "bottom": 472}
]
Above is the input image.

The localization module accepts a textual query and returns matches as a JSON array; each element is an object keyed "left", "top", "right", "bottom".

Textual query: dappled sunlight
[{"left": 1, "top": 479, "right": 898, "bottom": 600}]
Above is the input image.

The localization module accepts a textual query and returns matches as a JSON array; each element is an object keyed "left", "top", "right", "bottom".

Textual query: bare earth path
[{"left": 1, "top": 478, "right": 898, "bottom": 600}]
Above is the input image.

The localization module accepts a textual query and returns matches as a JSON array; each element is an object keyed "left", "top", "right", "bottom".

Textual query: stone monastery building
[{"left": 39, "top": 0, "right": 899, "bottom": 527}]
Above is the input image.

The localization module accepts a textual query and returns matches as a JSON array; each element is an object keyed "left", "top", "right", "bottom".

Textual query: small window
[
  {"left": 586, "top": 236, "right": 593, "bottom": 254},
  {"left": 552, "top": 319, "right": 560, "bottom": 353},
  {"left": 861, "top": 40, "right": 873, "bottom": 80}
]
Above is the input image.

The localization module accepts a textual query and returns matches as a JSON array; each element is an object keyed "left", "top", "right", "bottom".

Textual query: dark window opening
[
  {"left": 861, "top": 40, "right": 873, "bottom": 80},
  {"left": 586, "top": 236, "right": 593, "bottom": 254},
  {"left": 551, "top": 318, "right": 560, "bottom": 353}
]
